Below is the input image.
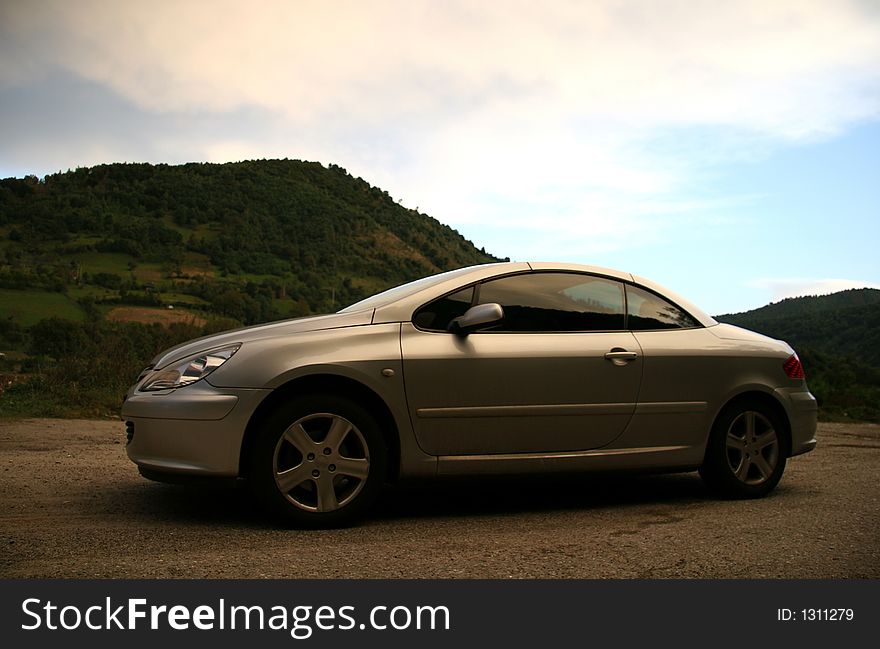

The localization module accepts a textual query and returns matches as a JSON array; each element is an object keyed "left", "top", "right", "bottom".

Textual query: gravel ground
[{"left": 0, "top": 419, "right": 877, "bottom": 578}]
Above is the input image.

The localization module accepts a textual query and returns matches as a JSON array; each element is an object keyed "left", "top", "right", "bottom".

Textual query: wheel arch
[
  {"left": 708, "top": 389, "right": 793, "bottom": 460},
  {"left": 239, "top": 373, "right": 401, "bottom": 482}
]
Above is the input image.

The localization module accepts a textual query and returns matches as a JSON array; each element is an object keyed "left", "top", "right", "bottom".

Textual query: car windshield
[{"left": 339, "top": 266, "right": 483, "bottom": 313}]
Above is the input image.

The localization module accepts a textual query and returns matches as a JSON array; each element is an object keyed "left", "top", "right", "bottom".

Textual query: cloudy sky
[{"left": 1, "top": 0, "right": 878, "bottom": 314}]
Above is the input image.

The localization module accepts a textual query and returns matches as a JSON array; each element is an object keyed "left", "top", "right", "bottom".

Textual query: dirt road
[{"left": 1, "top": 419, "right": 877, "bottom": 578}]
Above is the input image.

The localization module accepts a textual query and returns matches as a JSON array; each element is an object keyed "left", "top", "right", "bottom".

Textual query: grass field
[
  {"left": 131, "top": 264, "right": 166, "bottom": 282},
  {"left": 66, "top": 285, "right": 117, "bottom": 301},
  {"left": 0, "top": 289, "right": 84, "bottom": 326},
  {"left": 162, "top": 218, "right": 221, "bottom": 242},
  {"left": 161, "top": 292, "right": 209, "bottom": 306},
  {"left": 59, "top": 251, "right": 166, "bottom": 283},
  {"left": 61, "top": 251, "right": 132, "bottom": 274},
  {"left": 106, "top": 306, "right": 207, "bottom": 327}
]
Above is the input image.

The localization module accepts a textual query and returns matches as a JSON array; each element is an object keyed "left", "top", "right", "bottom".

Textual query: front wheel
[
  {"left": 248, "top": 394, "right": 387, "bottom": 527},
  {"left": 700, "top": 401, "right": 787, "bottom": 498}
]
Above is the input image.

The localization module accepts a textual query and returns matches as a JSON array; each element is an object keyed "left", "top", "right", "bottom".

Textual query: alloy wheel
[
  {"left": 724, "top": 410, "right": 779, "bottom": 485},
  {"left": 273, "top": 413, "right": 370, "bottom": 512}
]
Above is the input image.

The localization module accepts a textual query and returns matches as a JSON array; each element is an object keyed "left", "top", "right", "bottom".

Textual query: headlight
[{"left": 140, "top": 344, "right": 241, "bottom": 391}]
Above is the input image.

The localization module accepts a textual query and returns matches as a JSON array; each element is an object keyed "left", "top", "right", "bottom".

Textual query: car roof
[{"left": 369, "top": 261, "right": 717, "bottom": 327}]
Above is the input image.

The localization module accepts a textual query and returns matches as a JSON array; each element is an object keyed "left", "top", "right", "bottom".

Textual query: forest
[
  {"left": 717, "top": 288, "right": 880, "bottom": 422},
  {"left": 0, "top": 160, "right": 501, "bottom": 321}
]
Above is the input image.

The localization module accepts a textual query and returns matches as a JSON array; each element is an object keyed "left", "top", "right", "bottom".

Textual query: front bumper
[{"left": 121, "top": 382, "right": 271, "bottom": 477}]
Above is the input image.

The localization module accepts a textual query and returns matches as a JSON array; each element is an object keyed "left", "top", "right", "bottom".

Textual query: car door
[
  {"left": 624, "top": 283, "right": 712, "bottom": 445},
  {"left": 401, "top": 271, "right": 643, "bottom": 455}
]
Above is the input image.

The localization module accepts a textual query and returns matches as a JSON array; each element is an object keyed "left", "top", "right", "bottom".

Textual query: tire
[
  {"left": 699, "top": 400, "right": 788, "bottom": 499},
  {"left": 248, "top": 393, "right": 387, "bottom": 527}
]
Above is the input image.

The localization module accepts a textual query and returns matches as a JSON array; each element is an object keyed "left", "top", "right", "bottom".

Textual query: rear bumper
[
  {"left": 776, "top": 387, "right": 818, "bottom": 456},
  {"left": 121, "top": 383, "right": 270, "bottom": 477}
]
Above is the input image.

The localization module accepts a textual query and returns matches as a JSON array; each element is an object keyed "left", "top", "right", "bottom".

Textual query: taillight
[{"left": 783, "top": 354, "right": 805, "bottom": 380}]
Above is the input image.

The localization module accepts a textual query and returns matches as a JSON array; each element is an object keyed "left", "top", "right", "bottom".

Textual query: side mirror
[{"left": 448, "top": 303, "right": 504, "bottom": 335}]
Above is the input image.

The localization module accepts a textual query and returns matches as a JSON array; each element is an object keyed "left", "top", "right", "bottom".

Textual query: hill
[
  {"left": 717, "top": 289, "right": 880, "bottom": 422},
  {"left": 0, "top": 160, "right": 501, "bottom": 327}
]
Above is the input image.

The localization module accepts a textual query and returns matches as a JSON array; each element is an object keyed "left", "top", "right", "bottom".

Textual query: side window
[
  {"left": 477, "top": 273, "right": 625, "bottom": 332},
  {"left": 626, "top": 285, "right": 698, "bottom": 330},
  {"left": 413, "top": 286, "right": 474, "bottom": 331}
]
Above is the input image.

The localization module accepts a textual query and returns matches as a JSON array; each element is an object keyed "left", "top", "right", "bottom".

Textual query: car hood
[{"left": 149, "top": 309, "right": 374, "bottom": 370}]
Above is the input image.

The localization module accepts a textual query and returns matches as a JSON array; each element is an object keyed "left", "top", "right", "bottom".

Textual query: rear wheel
[
  {"left": 248, "top": 394, "right": 387, "bottom": 527},
  {"left": 700, "top": 401, "right": 787, "bottom": 498}
]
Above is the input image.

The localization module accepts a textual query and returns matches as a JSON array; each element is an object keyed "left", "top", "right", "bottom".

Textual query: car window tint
[
  {"left": 477, "top": 273, "right": 625, "bottom": 332},
  {"left": 626, "top": 284, "right": 698, "bottom": 330},
  {"left": 413, "top": 287, "right": 474, "bottom": 331}
]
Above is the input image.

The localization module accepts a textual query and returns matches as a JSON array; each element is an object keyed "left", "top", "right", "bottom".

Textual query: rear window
[{"left": 626, "top": 284, "right": 698, "bottom": 330}]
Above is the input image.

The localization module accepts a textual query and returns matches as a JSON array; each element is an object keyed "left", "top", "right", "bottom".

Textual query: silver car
[{"left": 122, "top": 262, "right": 817, "bottom": 526}]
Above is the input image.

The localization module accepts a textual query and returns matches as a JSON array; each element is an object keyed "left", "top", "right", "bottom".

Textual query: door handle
[{"left": 604, "top": 349, "right": 638, "bottom": 365}]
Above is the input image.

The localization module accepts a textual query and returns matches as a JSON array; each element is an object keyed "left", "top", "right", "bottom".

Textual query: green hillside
[
  {"left": 0, "top": 160, "right": 501, "bottom": 326},
  {"left": 717, "top": 289, "right": 880, "bottom": 422},
  {"left": 717, "top": 289, "right": 880, "bottom": 366}
]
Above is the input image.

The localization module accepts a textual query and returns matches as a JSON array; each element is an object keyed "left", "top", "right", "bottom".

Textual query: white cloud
[{"left": 750, "top": 278, "right": 880, "bottom": 303}]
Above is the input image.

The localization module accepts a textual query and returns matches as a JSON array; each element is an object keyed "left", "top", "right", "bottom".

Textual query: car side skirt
[{"left": 435, "top": 443, "right": 704, "bottom": 476}]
